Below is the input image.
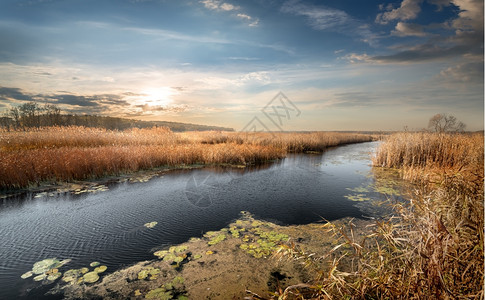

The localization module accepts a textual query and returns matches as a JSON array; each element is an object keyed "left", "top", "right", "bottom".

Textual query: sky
[{"left": 0, "top": 0, "right": 483, "bottom": 131}]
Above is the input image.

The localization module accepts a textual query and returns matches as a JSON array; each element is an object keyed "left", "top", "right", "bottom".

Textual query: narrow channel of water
[{"left": 0, "top": 141, "right": 402, "bottom": 299}]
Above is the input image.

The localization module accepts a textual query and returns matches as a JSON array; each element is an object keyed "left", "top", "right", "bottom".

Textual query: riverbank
[
  {"left": 51, "top": 213, "right": 374, "bottom": 300},
  {"left": 0, "top": 126, "right": 374, "bottom": 192}
]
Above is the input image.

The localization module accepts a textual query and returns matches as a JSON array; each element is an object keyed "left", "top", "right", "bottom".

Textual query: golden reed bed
[{"left": 0, "top": 126, "right": 373, "bottom": 189}]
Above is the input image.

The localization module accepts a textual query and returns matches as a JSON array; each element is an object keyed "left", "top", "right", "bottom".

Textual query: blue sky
[{"left": 0, "top": 0, "right": 483, "bottom": 131}]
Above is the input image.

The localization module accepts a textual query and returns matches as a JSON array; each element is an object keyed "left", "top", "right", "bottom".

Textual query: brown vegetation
[
  {"left": 275, "top": 132, "right": 484, "bottom": 299},
  {"left": 0, "top": 126, "right": 373, "bottom": 190}
]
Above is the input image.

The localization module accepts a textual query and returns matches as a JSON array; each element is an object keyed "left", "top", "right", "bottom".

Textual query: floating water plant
[
  {"left": 83, "top": 271, "right": 99, "bottom": 283},
  {"left": 33, "top": 274, "right": 47, "bottom": 281},
  {"left": 32, "top": 258, "right": 64, "bottom": 274},
  {"left": 22, "top": 258, "right": 71, "bottom": 283},
  {"left": 62, "top": 269, "right": 82, "bottom": 283},
  {"left": 90, "top": 261, "right": 100, "bottom": 267},
  {"left": 154, "top": 250, "right": 169, "bottom": 259},
  {"left": 47, "top": 272, "right": 62, "bottom": 282},
  {"left": 94, "top": 265, "right": 107, "bottom": 273},
  {"left": 80, "top": 267, "right": 89, "bottom": 274},
  {"left": 205, "top": 250, "right": 214, "bottom": 255},
  {"left": 344, "top": 194, "right": 372, "bottom": 202},
  {"left": 192, "top": 254, "right": 202, "bottom": 260},
  {"left": 207, "top": 234, "right": 226, "bottom": 245},
  {"left": 138, "top": 267, "right": 160, "bottom": 280},
  {"left": 144, "top": 221, "right": 158, "bottom": 228},
  {"left": 346, "top": 186, "right": 370, "bottom": 193},
  {"left": 21, "top": 271, "right": 33, "bottom": 279},
  {"left": 145, "top": 288, "right": 172, "bottom": 300}
]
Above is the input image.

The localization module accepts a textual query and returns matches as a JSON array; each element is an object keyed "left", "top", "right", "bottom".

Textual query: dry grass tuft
[
  {"left": 272, "top": 132, "right": 484, "bottom": 299},
  {"left": 0, "top": 127, "right": 373, "bottom": 190}
]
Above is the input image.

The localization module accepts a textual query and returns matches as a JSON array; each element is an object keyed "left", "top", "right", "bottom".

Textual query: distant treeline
[{"left": 0, "top": 102, "right": 234, "bottom": 132}]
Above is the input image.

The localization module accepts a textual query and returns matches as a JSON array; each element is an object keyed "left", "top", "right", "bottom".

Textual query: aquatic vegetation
[
  {"left": 205, "top": 250, "right": 214, "bottom": 255},
  {"left": 47, "top": 272, "right": 62, "bottom": 281},
  {"left": 344, "top": 194, "right": 372, "bottom": 202},
  {"left": 32, "top": 258, "right": 65, "bottom": 274},
  {"left": 80, "top": 267, "right": 89, "bottom": 274},
  {"left": 94, "top": 265, "right": 107, "bottom": 273},
  {"left": 145, "top": 287, "right": 172, "bottom": 300},
  {"left": 192, "top": 254, "right": 202, "bottom": 260},
  {"left": 62, "top": 269, "right": 82, "bottom": 282},
  {"left": 346, "top": 186, "right": 370, "bottom": 193},
  {"left": 21, "top": 257, "right": 71, "bottom": 284},
  {"left": 134, "top": 289, "right": 142, "bottom": 296},
  {"left": 154, "top": 250, "right": 169, "bottom": 258},
  {"left": 83, "top": 271, "right": 99, "bottom": 283},
  {"left": 33, "top": 274, "right": 47, "bottom": 281},
  {"left": 144, "top": 221, "right": 158, "bottom": 229},
  {"left": 21, "top": 271, "right": 33, "bottom": 279},
  {"left": 229, "top": 226, "right": 240, "bottom": 238},
  {"left": 137, "top": 267, "right": 160, "bottom": 280},
  {"left": 90, "top": 261, "right": 100, "bottom": 267},
  {"left": 162, "top": 253, "right": 177, "bottom": 262},
  {"left": 207, "top": 234, "right": 226, "bottom": 245},
  {"left": 144, "top": 276, "right": 187, "bottom": 299}
]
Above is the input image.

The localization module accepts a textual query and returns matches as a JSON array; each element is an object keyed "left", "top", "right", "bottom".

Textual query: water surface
[{"left": 0, "top": 141, "right": 399, "bottom": 299}]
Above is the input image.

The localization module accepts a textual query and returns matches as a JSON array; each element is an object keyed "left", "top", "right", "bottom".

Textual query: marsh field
[{"left": 0, "top": 127, "right": 483, "bottom": 299}]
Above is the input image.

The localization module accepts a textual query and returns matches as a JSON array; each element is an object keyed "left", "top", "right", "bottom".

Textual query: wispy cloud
[
  {"left": 236, "top": 13, "right": 259, "bottom": 27},
  {"left": 281, "top": 0, "right": 378, "bottom": 46},
  {"left": 376, "top": 0, "right": 423, "bottom": 24},
  {"left": 123, "top": 26, "right": 230, "bottom": 44},
  {"left": 281, "top": 0, "right": 350, "bottom": 30},
  {"left": 200, "top": 0, "right": 259, "bottom": 27}
]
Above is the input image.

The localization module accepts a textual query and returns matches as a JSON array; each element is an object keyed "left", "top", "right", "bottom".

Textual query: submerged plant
[{"left": 144, "top": 221, "right": 158, "bottom": 229}]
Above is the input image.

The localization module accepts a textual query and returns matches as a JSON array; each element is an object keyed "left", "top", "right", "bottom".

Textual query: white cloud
[
  {"left": 200, "top": 0, "right": 239, "bottom": 11},
  {"left": 376, "top": 0, "right": 423, "bottom": 24},
  {"left": 236, "top": 13, "right": 260, "bottom": 27},
  {"left": 220, "top": 2, "right": 238, "bottom": 11},
  {"left": 392, "top": 22, "right": 428, "bottom": 36},
  {"left": 451, "top": 0, "right": 484, "bottom": 32},
  {"left": 237, "top": 13, "right": 251, "bottom": 20},
  {"left": 438, "top": 62, "right": 484, "bottom": 83}
]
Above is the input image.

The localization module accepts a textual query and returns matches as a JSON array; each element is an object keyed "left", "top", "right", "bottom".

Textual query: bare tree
[
  {"left": 44, "top": 104, "right": 62, "bottom": 126},
  {"left": 428, "top": 113, "right": 466, "bottom": 133},
  {"left": 9, "top": 106, "right": 21, "bottom": 129}
]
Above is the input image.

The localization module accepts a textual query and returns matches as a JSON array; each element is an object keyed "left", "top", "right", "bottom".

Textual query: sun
[{"left": 140, "top": 87, "right": 175, "bottom": 106}]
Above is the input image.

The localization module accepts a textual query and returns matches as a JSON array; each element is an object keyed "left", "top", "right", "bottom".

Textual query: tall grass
[
  {"left": 0, "top": 126, "right": 373, "bottom": 190},
  {"left": 274, "top": 132, "right": 484, "bottom": 299}
]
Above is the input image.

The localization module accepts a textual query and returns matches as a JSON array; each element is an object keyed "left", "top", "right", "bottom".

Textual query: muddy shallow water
[{"left": 0, "top": 141, "right": 406, "bottom": 299}]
